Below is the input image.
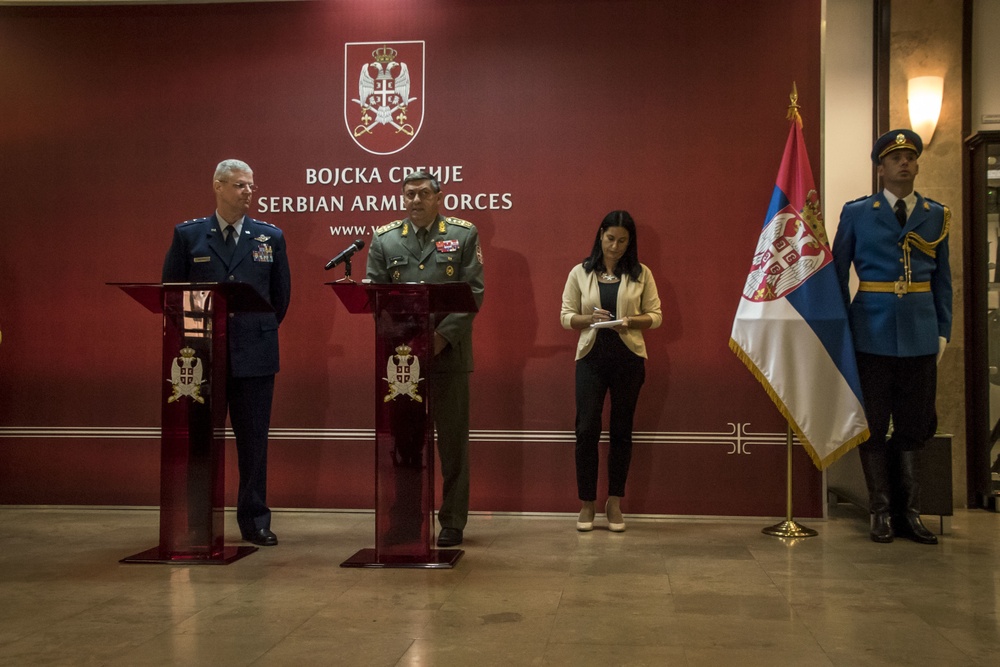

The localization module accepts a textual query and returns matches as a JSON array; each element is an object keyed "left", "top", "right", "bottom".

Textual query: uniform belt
[{"left": 857, "top": 280, "right": 931, "bottom": 297}]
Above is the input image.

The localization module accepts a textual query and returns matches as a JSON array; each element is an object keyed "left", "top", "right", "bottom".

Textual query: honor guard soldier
[
  {"left": 832, "top": 129, "right": 952, "bottom": 544},
  {"left": 365, "top": 170, "right": 485, "bottom": 547}
]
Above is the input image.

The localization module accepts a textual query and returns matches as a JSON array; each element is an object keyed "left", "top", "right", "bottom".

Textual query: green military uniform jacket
[{"left": 365, "top": 214, "right": 485, "bottom": 373}]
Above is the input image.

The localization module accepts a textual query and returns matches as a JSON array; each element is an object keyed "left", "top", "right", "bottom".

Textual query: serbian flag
[{"left": 729, "top": 94, "right": 869, "bottom": 470}]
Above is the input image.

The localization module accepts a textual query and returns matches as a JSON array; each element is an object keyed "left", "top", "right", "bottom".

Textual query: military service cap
[{"left": 871, "top": 129, "right": 923, "bottom": 164}]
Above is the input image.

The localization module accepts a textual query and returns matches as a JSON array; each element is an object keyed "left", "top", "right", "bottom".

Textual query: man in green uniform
[{"left": 365, "top": 170, "right": 485, "bottom": 547}]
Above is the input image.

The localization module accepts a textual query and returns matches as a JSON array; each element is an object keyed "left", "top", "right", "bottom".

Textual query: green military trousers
[{"left": 430, "top": 370, "right": 470, "bottom": 530}]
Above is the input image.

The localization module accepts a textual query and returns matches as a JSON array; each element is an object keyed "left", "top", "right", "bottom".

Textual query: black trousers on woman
[{"left": 575, "top": 333, "right": 645, "bottom": 501}]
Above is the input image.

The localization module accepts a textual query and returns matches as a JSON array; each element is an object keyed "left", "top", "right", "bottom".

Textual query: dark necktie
[
  {"left": 224, "top": 225, "right": 237, "bottom": 258},
  {"left": 416, "top": 228, "right": 428, "bottom": 250},
  {"left": 895, "top": 199, "right": 907, "bottom": 227}
]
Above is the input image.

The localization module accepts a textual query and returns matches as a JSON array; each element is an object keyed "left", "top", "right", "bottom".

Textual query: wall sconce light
[{"left": 908, "top": 75, "right": 944, "bottom": 144}]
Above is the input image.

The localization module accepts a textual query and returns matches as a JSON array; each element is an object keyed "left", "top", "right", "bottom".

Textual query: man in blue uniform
[
  {"left": 833, "top": 130, "right": 951, "bottom": 544},
  {"left": 162, "top": 159, "right": 292, "bottom": 547},
  {"left": 366, "top": 170, "right": 485, "bottom": 547}
]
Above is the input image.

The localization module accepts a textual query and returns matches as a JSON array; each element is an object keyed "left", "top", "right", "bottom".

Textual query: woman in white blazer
[{"left": 560, "top": 211, "right": 662, "bottom": 532}]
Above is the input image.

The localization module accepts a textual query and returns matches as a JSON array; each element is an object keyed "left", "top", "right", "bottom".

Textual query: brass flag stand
[{"left": 762, "top": 424, "right": 818, "bottom": 538}]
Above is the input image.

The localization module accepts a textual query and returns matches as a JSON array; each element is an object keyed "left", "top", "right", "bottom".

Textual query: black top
[{"left": 595, "top": 280, "right": 628, "bottom": 352}]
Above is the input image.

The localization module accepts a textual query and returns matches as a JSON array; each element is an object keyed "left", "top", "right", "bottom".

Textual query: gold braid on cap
[
  {"left": 878, "top": 133, "right": 918, "bottom": 160},
  {"left": 901, "top": 206, "right": 950, "bottom": 284}
]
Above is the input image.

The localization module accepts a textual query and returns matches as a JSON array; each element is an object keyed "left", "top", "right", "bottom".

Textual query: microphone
[{"left": 324, "top": 239, "right": 365, "bottom": 270}]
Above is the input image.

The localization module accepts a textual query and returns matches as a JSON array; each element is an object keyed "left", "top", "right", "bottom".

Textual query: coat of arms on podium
[
  {"left": 167, "top": 346, "right": 206, "bottom": 404},
  {"left": 384, "top": 344, "right": 423, "bottom": 402}
]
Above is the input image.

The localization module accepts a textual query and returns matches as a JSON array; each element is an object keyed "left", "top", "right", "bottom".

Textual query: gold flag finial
[{"left": 786, "top": 82, "right": 802, "bottom": 127}]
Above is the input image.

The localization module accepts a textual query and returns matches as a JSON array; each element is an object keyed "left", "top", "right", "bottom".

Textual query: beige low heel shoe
[
  {"left": 606, "top": 497, "right": 626, "bottom": 532},
  {"left": 577, "top": 502, "right": 595, "bottom": 532}
]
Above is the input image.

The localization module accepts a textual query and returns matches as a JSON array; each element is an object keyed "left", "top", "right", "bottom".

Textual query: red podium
[
  {"left": 331, "top": 281, "right": 478, "bottom": 568},
  {"left": 111, "top": 282, "right": 273, "bottom": 564}
]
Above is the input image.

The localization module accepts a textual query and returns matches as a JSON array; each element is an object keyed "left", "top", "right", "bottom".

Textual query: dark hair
[
  {"left": 582, "top": 210, "right": 641, "bottom": 281},
  {"left": 402, "top": 170, "right": 441, "bottom": 193}
]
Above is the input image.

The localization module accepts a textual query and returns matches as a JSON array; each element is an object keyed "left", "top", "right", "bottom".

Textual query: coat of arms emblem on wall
[{"left": 344, "top": 41, "right": 425, "bottom": 155}]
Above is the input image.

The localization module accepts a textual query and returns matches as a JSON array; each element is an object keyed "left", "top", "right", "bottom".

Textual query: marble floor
[{"left": 1, "top": 504, "right": 999, "bottom": 666}]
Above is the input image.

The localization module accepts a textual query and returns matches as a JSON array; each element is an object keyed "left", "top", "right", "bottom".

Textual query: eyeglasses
[{"left": 218, "top": 180, "right": 258, "bottom": 192}]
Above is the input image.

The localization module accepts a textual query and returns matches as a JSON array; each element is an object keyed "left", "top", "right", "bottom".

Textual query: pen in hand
[{"left": 592, "top": 306, "right": 614, "bottom": 323}]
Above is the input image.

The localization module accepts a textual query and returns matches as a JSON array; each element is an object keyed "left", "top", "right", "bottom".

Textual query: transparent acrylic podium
[
  {"left": 331, "top": 281, "right": 477, "bottom": 568},
  {"left": 111, "top": 282, "right": 272, "bottom": 564}
]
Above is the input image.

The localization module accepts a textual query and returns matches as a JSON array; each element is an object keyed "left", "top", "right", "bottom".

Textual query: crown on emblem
[
  {"left": 179, "top": 347, "right": 196, "bottom": 358},
  {"left": 395, "top": 343, "right": 412, "bottom": 356},
  {"left": 373, "top": 45, "right": 397, "bottom": 63}
]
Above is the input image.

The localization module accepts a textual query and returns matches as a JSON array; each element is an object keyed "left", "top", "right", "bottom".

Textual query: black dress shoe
[
  {"left": 870, "top": 512, "right": 894, "bottom": 543},
  {"left": 436, "top": 527, "right": 463, "bottom": 547},
  {"left": 896, "top": 515, "right": 938, "bottom": 545},
  {"left": 244, "top": 528, "right": 278, "bottom": 546}
]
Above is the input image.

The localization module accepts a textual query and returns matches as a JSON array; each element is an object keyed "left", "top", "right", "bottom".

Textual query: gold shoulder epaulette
[
  {"left": 375, "top": 220, "right": 404, "bottom": 235},
  {"left": 446, "top": 217, "right": 473, "bottom": 228}
]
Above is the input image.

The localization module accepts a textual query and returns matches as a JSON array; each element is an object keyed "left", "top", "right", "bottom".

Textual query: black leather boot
[
  {"left": 896, "top": 450, "right": 938, "bottom": 545},
  {"left": 858, "top": 444, "right": 893, "bottom": 543}
]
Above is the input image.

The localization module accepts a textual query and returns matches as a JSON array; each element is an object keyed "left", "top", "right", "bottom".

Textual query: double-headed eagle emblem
[
  {"left": 353, "top": 45, "right": 416, "bottom": 138},
  {"left": 384, "top": 344, "right": 423, "bottom": 403},
  {"left": 167, "top": 346, "right": 205, "bottom": 404},
  {"left": 742, "top": 190, "right": 831, "bottom": 303}
]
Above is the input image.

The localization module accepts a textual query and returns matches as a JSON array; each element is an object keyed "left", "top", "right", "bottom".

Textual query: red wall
[{"left": 0, "top": 0, "right": 825, "bottom": 516}]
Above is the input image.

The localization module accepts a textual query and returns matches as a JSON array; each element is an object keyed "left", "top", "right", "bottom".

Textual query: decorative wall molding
[{"left": 0, "top": 424, "right": 791, "bottom": 449}]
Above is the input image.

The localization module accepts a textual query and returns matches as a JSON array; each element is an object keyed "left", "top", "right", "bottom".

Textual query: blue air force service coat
[
  {"left": 832, "top": 192, "right": 952, "bottom": 358},
  {"left": 162, "top": 215, "right": 292, "bottom": 377}
]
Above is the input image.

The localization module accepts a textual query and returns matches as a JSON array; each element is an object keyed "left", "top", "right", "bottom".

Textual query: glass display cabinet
[{"left": 965, "top": 130, "right": 1000, "bottom": 510}]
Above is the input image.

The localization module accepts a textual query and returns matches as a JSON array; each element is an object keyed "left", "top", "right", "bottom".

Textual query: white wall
[{"left": 822, "top": 0, "right": 874, "bottom": 242}]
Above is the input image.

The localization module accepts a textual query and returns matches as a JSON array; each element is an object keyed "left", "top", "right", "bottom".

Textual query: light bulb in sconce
[{"left": 908, "top": 76, "right": 944, "bottom": 145}]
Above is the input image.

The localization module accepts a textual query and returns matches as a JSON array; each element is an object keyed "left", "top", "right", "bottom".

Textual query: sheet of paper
[{"left": 590, "top": 319, "right": 624, "bottom": 329}]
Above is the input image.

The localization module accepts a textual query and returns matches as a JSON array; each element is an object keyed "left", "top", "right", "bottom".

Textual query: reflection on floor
[{"left": 1, "top": 505, "right": 999, "bottom": 666}]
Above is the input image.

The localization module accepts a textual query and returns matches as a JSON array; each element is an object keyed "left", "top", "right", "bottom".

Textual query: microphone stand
[{"left": 334, "top": 258, "right": 356, "bottom": 284}]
